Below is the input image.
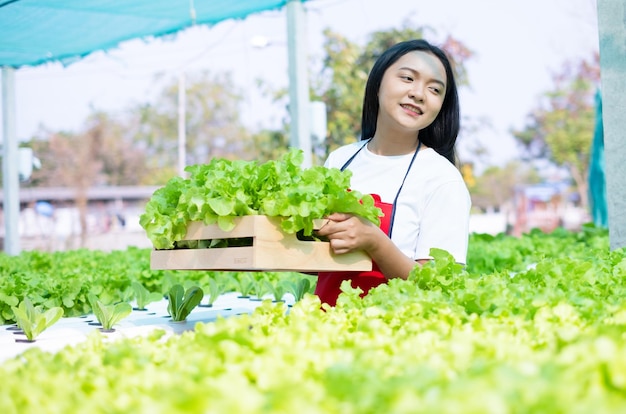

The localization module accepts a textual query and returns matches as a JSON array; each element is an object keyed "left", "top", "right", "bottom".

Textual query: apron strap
[
  {"left": 340, "top": 139, "right": 421, "bottom": 239},
  {"left": 388, "top": 141, "right": 421, "bottom": 238},
  {"left": 340, "top": 139, "right": 370, "bottom": 172}
]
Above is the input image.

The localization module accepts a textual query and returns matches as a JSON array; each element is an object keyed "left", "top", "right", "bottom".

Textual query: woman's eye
[{"left": 401, "top": 75, "right": 413, "bottom": 82}]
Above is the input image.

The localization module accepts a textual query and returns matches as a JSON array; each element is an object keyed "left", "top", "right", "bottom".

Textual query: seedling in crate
[
  {"left": 131, "top": 281, "right": 163, "bottom": 311},
  {"left": 11, "top": 298, "right": 64, "bottom": 342},
  {"left": 88, "top": 293, "right": 132, "bottom": 332},
  {"left": 166, "top": 284, "right": 204, "bottom": 322}
]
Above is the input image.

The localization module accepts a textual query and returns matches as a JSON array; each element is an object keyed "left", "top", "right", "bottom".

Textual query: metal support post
[
  {"left": 286, "top": 0, "right": 312, "bottom": 167},
  {"left": 2, "top": 66, "right": 21, "bottom": 255}
]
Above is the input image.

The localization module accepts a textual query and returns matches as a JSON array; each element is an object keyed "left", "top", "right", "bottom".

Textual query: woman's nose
[{"left": 408, "top": 84, "right": 425, "bottom": 102}]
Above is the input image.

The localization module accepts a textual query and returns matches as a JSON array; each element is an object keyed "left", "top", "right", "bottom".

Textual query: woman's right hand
[{"left": 316, "top": 213, "right": 381, "bottom": 255}]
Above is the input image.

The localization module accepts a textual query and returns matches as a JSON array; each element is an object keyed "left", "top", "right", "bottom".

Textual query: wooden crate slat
[{"left": 151, "top": 215, "right": 372, "bottom": 272}]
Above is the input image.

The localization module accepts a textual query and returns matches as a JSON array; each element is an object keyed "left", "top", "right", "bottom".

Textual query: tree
[
  {"left": 89, "top": 112, "right": 148, "bottom": 186},
  {"left": 312, "top": 28, "right": 368, "bottom": 159},
  {"left": 28, "top": 111, "right": 148, "bottom": 187},
  {"left": 511, "top": 53, "right": 600, "bottom": 211},
  {"left": 28, "top": 121, "right": 102, "bottom": 247},
  {"left": 128, "top": 70, "right": 252, "bottom": 183},
  {"left": 27, "top": 70, "right": 251, "bottom": 190},
  {"left": 311, "top": 23, "right": 474, "bottom": 162},
  {"left": 248, "top": 128, "right": 289, "bottom": 163},
  {"left": 252, "top": 23, "right": 475, "bottom": 165},
  {"left": 470, "top": 162, "right": 541, "bottom": 211},
  {"left": 26, "top": 111, "right": 150, "bottom": 247}
]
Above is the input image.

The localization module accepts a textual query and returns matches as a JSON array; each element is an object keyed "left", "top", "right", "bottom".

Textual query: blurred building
[
  {"left": 0, "top": 186, "right": 158, "bottom": 251},
  {"left": 510, "top": 182, "right": 589, "bottom": 236}
]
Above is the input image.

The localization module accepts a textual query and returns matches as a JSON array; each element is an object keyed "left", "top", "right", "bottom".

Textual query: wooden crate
[{"left": 150, "top": 215, "right": 372, "bottom": 272}]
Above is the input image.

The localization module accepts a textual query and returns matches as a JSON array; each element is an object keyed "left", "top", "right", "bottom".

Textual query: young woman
[{"left": 315, "top": 39, "right": 471, "bottom": 306}]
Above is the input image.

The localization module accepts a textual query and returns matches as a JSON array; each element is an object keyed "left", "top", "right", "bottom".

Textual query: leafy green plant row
[
  {"left": 0, "top": 224, "right": 609, "bottom": 325},
  {"left": 8, "top": 274, "right": 306, "bottom": 340},
  {"left": 1, "top": 236, "right": 626, "bottom": 413},
  {"left": 0, "top": 246, "right": 316, "bottom": 325},
  {"left": 86, "top": 283, "right": 205, "bottom": 331}
]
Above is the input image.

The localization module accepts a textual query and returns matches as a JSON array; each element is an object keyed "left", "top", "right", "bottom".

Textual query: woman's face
[{"left": 376, "top": 50, "right": 447, "bottom": 135}]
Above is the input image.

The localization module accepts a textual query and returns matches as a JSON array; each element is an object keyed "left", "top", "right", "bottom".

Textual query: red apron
[
  {"left": 315, "top": 194, "right": 391, "bottom": 306},
  {"left": 315, "top": 139, "right": 420, "bottom": 306}
]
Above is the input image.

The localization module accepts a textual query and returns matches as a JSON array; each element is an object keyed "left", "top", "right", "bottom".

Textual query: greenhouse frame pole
[
  {"left": 597, "top": 0, "right": 626, "bottom": 250},
  {"left": 286, "top": 0, "right": 312, "bottom": 168},
  {"left": 1, "top": 66, "right": 21, "bottom": 255},
  {"left": 177, "top": 72, "right": 186, "bottom": 178}
]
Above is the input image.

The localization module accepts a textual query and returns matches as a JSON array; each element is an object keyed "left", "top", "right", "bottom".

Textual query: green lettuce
[{"left": 140, "top": 149, "right": 382, "bottom": 249}]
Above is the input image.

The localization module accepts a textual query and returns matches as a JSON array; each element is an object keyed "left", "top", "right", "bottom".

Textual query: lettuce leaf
[{"left": 140, "top": 149, "right": 382, "bottom": 250}]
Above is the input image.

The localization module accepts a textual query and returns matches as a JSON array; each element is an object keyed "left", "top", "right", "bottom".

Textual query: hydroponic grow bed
[{"left": 0, "top": 292, "right": 294, "bottom": 364}]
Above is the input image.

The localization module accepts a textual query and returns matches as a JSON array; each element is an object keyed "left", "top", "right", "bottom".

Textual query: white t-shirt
[{"left": 325, "top": 140, "right": 471, "bottom": 264}]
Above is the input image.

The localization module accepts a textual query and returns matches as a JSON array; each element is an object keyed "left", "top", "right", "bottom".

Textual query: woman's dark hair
[{"left": 361, "top": 39, "right": 460, "bottom": 165}]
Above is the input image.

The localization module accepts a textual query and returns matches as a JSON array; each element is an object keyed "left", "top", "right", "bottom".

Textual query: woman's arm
[{"left": 315, "top": 213, "right": 427, "bottom": 280}]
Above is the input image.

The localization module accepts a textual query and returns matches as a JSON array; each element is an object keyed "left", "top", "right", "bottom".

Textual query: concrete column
[{"left": 597, "top": 0, "right": 626, "bottom": 250}]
